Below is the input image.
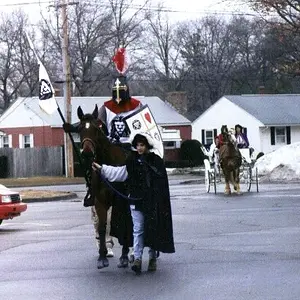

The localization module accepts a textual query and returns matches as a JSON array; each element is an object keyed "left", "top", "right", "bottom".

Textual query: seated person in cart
[{"left": 235, "top": 124, "right": 249, "bottom": 149}]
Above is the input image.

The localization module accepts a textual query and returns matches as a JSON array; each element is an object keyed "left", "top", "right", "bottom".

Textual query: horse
[
  {"left": 76, "top": 104, "right": 133, "bottom": 269},
  {"left": 219, "top": 131, "right": 242, "bottom": 195}
]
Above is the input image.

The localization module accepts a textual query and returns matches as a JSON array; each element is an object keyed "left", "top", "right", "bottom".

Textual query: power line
[
  {"left": 0, "top": 1, "right": 52, "bottom": 7},
  {"left": 0, "top": 0, "right": 262, "bottom": 17}
]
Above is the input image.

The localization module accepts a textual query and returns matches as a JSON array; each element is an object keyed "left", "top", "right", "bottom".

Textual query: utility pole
[{"left": 58, "top": 0, "right": 78, "bottom": 177}]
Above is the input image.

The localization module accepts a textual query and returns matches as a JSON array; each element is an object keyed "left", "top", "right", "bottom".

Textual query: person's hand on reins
[{"left": 92, "top": 162, "right": 102, "bottom": 172}]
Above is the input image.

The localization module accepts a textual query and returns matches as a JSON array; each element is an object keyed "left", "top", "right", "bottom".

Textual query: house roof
[
  {"left": 225, "top": 94, "right": 300, "bottom": 126},
  {"left": 0, "top": 96, "right": 191, "bottom": 128}
]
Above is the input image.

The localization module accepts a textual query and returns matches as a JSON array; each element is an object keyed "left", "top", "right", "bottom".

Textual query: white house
[{"left": 192, "top": 94, "right": 300, "bottom": 154}]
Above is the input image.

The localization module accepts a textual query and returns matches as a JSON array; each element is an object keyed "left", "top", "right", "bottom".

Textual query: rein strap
[{"left": 96, "top": 169, "right": 142, "bottom": 201}]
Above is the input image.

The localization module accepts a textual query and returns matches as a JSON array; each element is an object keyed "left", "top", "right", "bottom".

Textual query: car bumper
[{"left": 0, "top": 203, "right": 27, "bottom": 220}]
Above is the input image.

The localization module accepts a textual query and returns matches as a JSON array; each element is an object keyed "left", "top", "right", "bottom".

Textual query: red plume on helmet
[{"left": 112, "top": 47, "right": 128, "bottom": 75}]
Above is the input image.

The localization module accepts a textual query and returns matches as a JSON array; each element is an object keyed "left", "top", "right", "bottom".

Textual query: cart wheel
[
  {"left": 255, "top": 167, "right": 259, "bottom": 193},
  {"left": 213, "top": 170, "right": 217, "bottom": 194},
  {"left": 205, "top": 169, "right": 210, "bottom": 193},
  {"left": 246, "top": 166, "right": 252, "bottom": 192}
]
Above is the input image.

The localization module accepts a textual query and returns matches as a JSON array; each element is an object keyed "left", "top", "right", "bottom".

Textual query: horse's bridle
[
  {"left": 81, "top": 137, "right": 96, "bottom": 154},
  {"left": 79, "top": 120, "right": 102, "bottom": 161}
]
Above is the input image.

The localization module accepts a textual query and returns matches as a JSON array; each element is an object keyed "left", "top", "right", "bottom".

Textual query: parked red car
[{"left": 0, "top": 184, "right": 27, "bottom": 225}]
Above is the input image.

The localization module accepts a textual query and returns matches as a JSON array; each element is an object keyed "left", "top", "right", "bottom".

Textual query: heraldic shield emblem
[
  {"left": 39, "top": 79, "right": 54, "bottom": 100},
  {"left": 123, "top": 105, "right": 164, "bottom": 158}
]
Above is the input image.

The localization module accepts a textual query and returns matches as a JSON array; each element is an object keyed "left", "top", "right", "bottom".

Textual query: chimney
[
  {"left": 166, "top": 91, "right": 188, "bottom": 116},
  {"left": 54, "top": 88, "right": 61, "bottom": 97},
  {"left": 258, "top": 86, "right": 265, "bottom": 94}
]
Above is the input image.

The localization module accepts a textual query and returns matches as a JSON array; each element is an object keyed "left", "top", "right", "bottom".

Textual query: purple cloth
[{"left": 235, "top": 133, "right": 249, "bottom": 148}]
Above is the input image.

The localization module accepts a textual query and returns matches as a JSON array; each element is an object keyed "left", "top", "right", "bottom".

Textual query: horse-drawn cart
[
  {"left": 239, "top": 149, "right": 259, "bottom": 193},
  {"left": 204, "top": 158, "right": 217, "bottom": 194},
  {"left": 202, "top": 146, "right": 259, "bottom": 194}
]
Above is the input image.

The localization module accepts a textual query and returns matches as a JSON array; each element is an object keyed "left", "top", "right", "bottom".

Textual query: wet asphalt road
[{"left": 1, "top": 177, "right": 300, "bottom": 300}]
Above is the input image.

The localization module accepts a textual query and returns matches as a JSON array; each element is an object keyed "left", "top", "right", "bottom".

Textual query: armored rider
[{"left": 62, "top": 47, "right": 143, "bottom": 266}]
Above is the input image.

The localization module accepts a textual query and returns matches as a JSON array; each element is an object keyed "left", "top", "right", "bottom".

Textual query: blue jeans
[{"left": 130, "top": 205, "right": 156, "bottom": 260}]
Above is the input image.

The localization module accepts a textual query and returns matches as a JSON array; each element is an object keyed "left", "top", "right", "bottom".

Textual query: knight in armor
[
  {"left": 62, "top": 47, "right": 143, "bottom": 262},
  {"left": 98, "top": 75, "right": 142, "bottom": 147}
]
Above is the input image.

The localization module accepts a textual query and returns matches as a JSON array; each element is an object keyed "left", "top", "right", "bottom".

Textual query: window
[
  {"left": 0, "top": 135, "right": 12, "bottom": 148},
  {"left": 163, "top": 141, "right": 176, "bottom": 149},
  {"left": 19, "top": 134, "right": 34, "bottom": 148},
  {"left": 24, "top": 135, "right": 31, "bottom": 148},
  {"left": 275, "top": 127, "right": 286, "bottom": 144},
  {"left": 2, "top": 136, "right": 9, "bottom": 148},
  {"left": 205, "top": 130, "right": 214, "bottom": 145}
]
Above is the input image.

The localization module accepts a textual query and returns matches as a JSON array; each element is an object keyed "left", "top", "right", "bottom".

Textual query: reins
[
  {"left": 80, "top": 120, "right": 141, "bottom": 201},
  {"left": 95, "top": 169, "right": 142, "bottom": 201}
]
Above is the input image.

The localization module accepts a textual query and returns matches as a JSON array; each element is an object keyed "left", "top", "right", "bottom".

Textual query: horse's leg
[
  {"left": 235, "top": 167, "right": 242, "bottom": 194},
  {"left": 105, "top": 206, "right": 114, "bottom": 257},
  {"left": 118, "top": 242, "right": 129, "bottom": 268},
  {"left": 95, "top": 203, "right": 109, "bottom": 269},
  {"left": 230, "top": 172, "right": 238, "bottom": 191},
  {"left": 222, "top": 168, "right": 231, "bottom": 194}
]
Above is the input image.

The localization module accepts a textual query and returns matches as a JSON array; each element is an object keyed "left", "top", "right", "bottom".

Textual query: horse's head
[
  {"left": 77, "top": 104, "right": 106, "bottom": 160},
  {"left": 222, "top": 132, "right": 231, "bottom": 144}
]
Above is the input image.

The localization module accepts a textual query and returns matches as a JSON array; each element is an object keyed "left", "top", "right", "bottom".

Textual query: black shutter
[
  {"left": 201, "top": 129, "right": 205, "bottom": 145},
  {"left": 270, "top": 127, "right": 275, "bottom": 145},
  {"left": 286, "top": 126, "right": 291, "bottom": 144},
  {"left": 213, "top": 129, "right": 217, "bottom": 138}
]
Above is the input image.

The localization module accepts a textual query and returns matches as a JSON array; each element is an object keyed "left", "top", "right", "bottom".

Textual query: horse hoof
[
  {"left": 97, "top": 257, "right": 109, "bottom": 269},
  {"left": 117, "top": 256, "right": 129, "bottom": 268},
  {"left": 224, "top": 190, "right": 231, "bottom": 195}
]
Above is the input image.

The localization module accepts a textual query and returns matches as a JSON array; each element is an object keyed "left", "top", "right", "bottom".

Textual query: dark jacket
[{"left": 126, "top": 151, "right": 175, "bottom": 254}]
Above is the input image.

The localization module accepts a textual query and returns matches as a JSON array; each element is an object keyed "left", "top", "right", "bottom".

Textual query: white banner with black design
[
  {"left": 124, "top": 105, "right": 164, "bottom": 158},
  {"left": 26, "top": 32, "right": 58, "bottom": 115}
]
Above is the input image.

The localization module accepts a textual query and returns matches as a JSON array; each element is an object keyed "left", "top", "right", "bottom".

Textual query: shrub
[{"left": 180, "top": 139, "right": 207, "bottom": 166}]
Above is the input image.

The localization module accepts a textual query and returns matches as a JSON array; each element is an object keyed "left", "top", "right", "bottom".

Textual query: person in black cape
[{"left": 92, "top": 132, "right": 175, "bottom": 274}]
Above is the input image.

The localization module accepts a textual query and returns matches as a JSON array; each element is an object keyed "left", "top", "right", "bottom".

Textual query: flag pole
[
  {"left": 56, "top": 105, "right": 86, "bottom": 174},
  {"left": 60, "top": 0, "right": 74, "bottom": 177},
  {"left": 25, "top": 31, "right": 89, "bottom": 184}
]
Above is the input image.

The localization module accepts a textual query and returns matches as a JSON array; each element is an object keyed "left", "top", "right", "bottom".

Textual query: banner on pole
[{"left": 25, "top": 32, "right": 58, "bottom": 115}]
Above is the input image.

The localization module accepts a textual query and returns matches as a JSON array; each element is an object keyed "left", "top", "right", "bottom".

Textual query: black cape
[
  {"left": 110, "top": 182, "right": 133, "bottom": 248},
  {"left": 126, "top": 151, "right": 175, "bottom": 254}
]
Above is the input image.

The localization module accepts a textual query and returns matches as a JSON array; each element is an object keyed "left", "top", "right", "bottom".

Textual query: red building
[{"left": 0, "top": 96, "right": 191, "bottom": 162}]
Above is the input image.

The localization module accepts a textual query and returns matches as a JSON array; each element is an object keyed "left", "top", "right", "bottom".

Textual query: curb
[
  {"left": 22, "top": 192, "right": 78, "bottom": 203},
  {"left": 179, "top": 179, "right": 300, "bottom": 185}
]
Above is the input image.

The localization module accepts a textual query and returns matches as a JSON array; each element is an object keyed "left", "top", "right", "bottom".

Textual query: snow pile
[{"left": 254, "top": 142, "right": 300, "bottom": 181}]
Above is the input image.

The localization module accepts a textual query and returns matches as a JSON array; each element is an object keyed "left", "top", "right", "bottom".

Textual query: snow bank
[{"left": 255, "top": 142, "right": 300, "bottom": 181}]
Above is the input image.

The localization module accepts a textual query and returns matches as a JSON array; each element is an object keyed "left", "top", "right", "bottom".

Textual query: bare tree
[
  {"left": 144, "top": 5, "right": 185, "bottom": 96},
  {"left": 226, "top": 17, "right": 270, "bottom": 93},
  {"left": 37, "top": 0, "right": 151, "bottom": 96},
  {"left": 108, "top": 0, "right": 151, "bottom": 49},
  {"left": 0, "top": 10, "right": 37, "bottom": 109},
  {"left": 107, "top": 0, "right": 153, "bottom": 96},
  {"left": 68, "top": 2, "right": 115, "bottom": 95},
  {"left": 38, "top": 2, "right": 114, "bottom": 96},
  {"left": 247, "top": 0, "right": 300, "bottom": 31},
  {"left": 178, "top": 16, "right": 240, "bottom": 112}
]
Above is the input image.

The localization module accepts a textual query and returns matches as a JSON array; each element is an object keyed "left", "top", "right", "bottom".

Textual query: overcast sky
[{"left": 0, "top": 0, "right": 255, "bottom": 23}]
